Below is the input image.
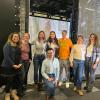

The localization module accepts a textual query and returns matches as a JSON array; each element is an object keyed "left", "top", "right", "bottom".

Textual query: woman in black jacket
[{"left": 1, "top": 32, "right": 22, "bottom": 100}]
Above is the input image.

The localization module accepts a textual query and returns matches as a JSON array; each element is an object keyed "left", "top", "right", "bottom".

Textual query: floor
[{"left": 0, "top": 79, "right": 100, "bottom": 100}]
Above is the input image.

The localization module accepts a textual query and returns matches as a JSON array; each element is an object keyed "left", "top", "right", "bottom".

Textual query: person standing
[
  {"left": 32, "top": 31, "right": 46, "bottom": 91},
  {"left": 84, "top": 33, "right": 100, "bottom": 92},
  {"left": 69, "top": 35, "right": 86, "bottom": 96},
  {"left": 41, "top": 48, "right": 60, "bottom": 100},
  {"left": 58, "top": 30, "right": 73, "bottom": 88},
  {"left": 46, "top": 31, "right": 59, "bottom": 58},
  {"left": 1, "top": 32, "right": 22, "bottom": 100},
  {"left": 20, "top": 33, "right": 32, "bottom": 90}
]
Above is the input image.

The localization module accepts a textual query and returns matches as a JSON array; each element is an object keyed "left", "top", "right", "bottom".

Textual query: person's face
[
  {"left": 62, "top": 32, "right": 67, "bottom": 38},
  {"left": 90, "top": 34, "right": 96, "bottom": 43},
  {"left": 77, "top": 36, "right": 83, "bottom": 44},
  {"left": 12, "top": 34, "right": 19, "bottom": 43},
  {"left": 39, "top": 32, "right": 45, "bottom": 39},
  {"left": 23, "top": 33, "right": 30, "bottom": 42},
  {"left": 47, "top": 50, "right": 54, "bottom": 59},
  {"left": 50, "top": 32, "right": 56, "bottom": 39}
]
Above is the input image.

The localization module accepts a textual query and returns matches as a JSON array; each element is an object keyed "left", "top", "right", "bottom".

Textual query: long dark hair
[
  {"left": 47, "top": 31, "right": 58, "bottom": 44},
  {"left": 38, "top": 31, "right": 46, "bottom": 41}
]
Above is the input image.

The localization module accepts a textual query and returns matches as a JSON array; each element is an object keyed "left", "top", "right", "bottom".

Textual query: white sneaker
[
  {"left": 58, "top": 82, "right": 62, "bottom": 86},
  {"left": 66, "top": 82, "right": 69, "bottom": 88}
]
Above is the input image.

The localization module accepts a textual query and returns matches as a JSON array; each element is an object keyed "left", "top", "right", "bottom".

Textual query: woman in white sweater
[{"left": 69, "top": 35, "right": 86, "bottom": 96}]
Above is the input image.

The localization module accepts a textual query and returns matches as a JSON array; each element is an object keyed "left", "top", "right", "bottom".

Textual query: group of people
[
  {"left": 0, "top": 32, "right": 32, "bottom": 100},
  {"left": 0, "top": 30, "right": 99, "bottom": 100}
]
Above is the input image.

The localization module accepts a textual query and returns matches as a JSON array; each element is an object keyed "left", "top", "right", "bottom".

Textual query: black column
[
  {"left": 70, "top": 0, "right": 79, "bottom": 44},
  {"left": 25, "top": 0, "right": 29, "bottom": 32}
]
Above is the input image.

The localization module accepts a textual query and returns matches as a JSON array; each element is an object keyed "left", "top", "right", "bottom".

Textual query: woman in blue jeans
[
  {"left": 41, "top": 48, "right": 60, "bottom": 100},
  {"left": 20, "top": 33, "right": 32, "bottom": 91},
  {"left": 84, "top": 33, "right": 100, "bottom": 92},
  {"left": 32, "top": 31, "right": 46, "bottom": 91},
  {"left": 69, "top": 35, "right": 86, "bottom": 96}
]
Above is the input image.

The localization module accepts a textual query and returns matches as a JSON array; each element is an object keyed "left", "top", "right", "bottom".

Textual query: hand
[
  {"left": 29, "top": 59, "right": 31, "bottom": 63},
  {"left": 48, "top": 77, "right": 53, "bottom": 81},
  {"left": 70, "top": 62, "right": 73, "bottom": 67},
  {"left": 13, "top": 65, "right": 19, "bottom": 69},
  {"left": 18, "top": 64, "right": 22, "bottom": 68},
  {"left": 92, "top": 64, "right": 97, "bottom": 70}
]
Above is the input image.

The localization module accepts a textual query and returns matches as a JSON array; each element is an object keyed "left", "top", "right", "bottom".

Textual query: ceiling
[{"left": 30, "top": 0, "right": 73, "bottom": 19}]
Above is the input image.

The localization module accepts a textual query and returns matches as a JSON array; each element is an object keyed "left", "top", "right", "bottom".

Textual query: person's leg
[
  {"left": 58, "top": 60, "right": 64, "bottom": 86},
  {"left": 44, "top": 79, "right": 55, "bottom": 99},
  {"left": 73, "top": 60, "right": 78, "bottom": 91},
  {"left": 84, "top": 61, "right": 90, "bottom": 90},
  {"left": 69, "top": 67, "right": 74, "bottom": 82},
  {"left": 77, "top": 60, "right": 84, "bottom": 96},
  {"left": 5, "top": 76, "right": 13, "bottom": 100},
  {"left": 88, "top": 66, "right": 96, "bottom": 92},
  {"left": 39, "top": 55, "right": 45, "bottom": 83},
  {"left": 16, "top": 72, "right": 25, "bottom": 97},
  {"left": 11, "top": 89, "right": 19, "bottom": 100},
  {"left": 64, "top": 60, "right": 70, "bottom": 88},
  {"left": 38, "top": 56, "right": 45, "bottom": 91},
  {"left": 33, "top": 55, "right": 40, "bottom": 89},
  {"left": 77, "top": 61, "right": 84, "bottom": 89},
  {"left": 24, "top": 61, "right": 30, "bottom": 86}
]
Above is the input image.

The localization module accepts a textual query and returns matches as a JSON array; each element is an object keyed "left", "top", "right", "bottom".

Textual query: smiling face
[
  {"left": 50, "top": 32, "right": 56, "bottom": 39},
  {"left": 77, "top": 35, "right": 84, "bottom": 44},
  {"left": 11, "top": 33, "right": 20, "bottom": 44},
  {"left": 38, "top": 31, "right": 45, "bottom": 40},
  {"left": 62, "top": 31, "right": 67, "bottom": 39},
  {"left": 23, "top": 33, "right": 30, "bottom": 43},
  {"left": 47, "top": 49, "right": 54, "bottom": 59},
  {"left": 90, "top": 34, "right": 96, "bottom": 44}
]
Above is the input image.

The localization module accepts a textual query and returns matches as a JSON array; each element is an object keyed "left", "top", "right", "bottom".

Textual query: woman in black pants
[{"left": 1, "top": 32, "right": 23, "bottom": 100}]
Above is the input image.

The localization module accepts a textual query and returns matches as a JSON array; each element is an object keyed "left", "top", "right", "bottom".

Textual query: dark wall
[{"left": 0, "top": 0, "right": 20, "bottom": 64}]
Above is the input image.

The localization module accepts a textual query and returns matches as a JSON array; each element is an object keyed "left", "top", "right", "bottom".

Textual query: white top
[{"left": 41, "top": 58, "right": 60, "bottom": 80}]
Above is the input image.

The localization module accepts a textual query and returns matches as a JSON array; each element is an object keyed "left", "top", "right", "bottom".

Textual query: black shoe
[
  {"left": 86, "top": 89, "right": 92, "bottom": 93},
  {"left": 84, "top": 86, "right": 88, "bottom": 90},
  {"left": 38, "top": 83, "right": 43, "bottom": 91},
  {"left": 17, "top": 92, "right": 25, "bottom": 97},
  {"left": 23, "top": 85, "right": 27, "bottom": 91}
]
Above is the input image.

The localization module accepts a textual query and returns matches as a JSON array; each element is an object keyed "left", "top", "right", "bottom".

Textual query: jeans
[
  {"left": 73, "top": 59, "right": 85, "bottom": 89},
  {"left": 33, "top": 54, "right": 45, "bottom": 83},
  {"left": 85, "top": 57, "right": 96, "bottom": 90},
  {"left": 21, "top": 60, "right": 30, "bottom": 85},
  {"left": 44, "top": 74, "right": 56, "bottom": 96}
]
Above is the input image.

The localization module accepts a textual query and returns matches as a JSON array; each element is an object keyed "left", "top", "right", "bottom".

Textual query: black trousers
[{"left": 0, "top": 67, "right": 23, "bottom": 93}]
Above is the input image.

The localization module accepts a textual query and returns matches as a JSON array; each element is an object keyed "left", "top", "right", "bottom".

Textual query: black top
[{"left": 29, "top": 43, "right": 32, "bottom": 60}]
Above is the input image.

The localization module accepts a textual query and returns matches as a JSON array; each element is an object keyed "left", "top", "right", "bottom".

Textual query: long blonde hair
[{"left": 7, "top": 32, "right": 20, "bottom": 46}]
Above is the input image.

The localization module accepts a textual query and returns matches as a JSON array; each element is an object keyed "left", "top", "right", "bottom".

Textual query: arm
[
  {"left": 93, "top": 47, "right": 100, "bottom": 69},
  {"left": 29, "top": 43, "right": 32, "bottom": 60},
  {"left": 41, "top": 60, "right": 49, "bottom": 79},
  {"left": 3, "top": 44, "right": 15, "bottom": 66},
  {"left": 69, "top": 46, "right": 74, "bottom": 67}
]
